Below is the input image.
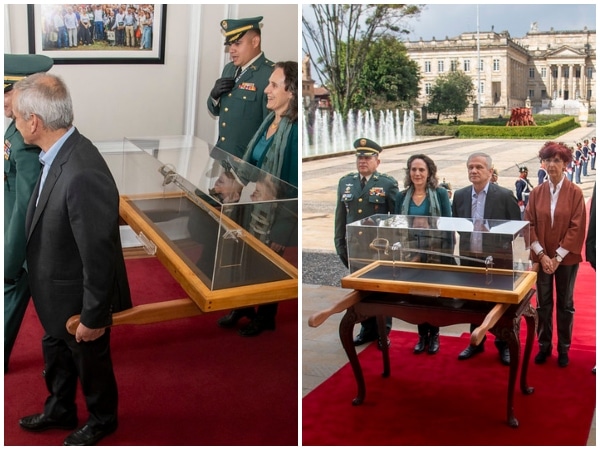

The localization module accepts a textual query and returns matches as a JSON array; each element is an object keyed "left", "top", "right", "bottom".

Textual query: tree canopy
[
  {"left": 302, "top": 4, "right": 422, "bottom": 117},
  {"left": 427, "top": 70, "right": 475, "bottom": 122},
  {"left": 355, "top": 36, "right": 420, "bottom": 110}
]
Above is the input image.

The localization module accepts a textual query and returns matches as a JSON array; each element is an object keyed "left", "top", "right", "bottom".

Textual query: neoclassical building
[{"left": 404, "top": 25, "right": 596, "bottom": 117}]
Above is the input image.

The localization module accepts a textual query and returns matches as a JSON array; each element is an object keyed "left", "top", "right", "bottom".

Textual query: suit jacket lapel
[{"left": 27, "top": 130, "right": 78, "bottom": 241}]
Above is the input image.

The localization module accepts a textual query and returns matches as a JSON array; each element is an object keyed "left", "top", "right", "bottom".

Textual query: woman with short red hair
[{"left": 525, "top": 141, "right": 586, "bottom": 368}]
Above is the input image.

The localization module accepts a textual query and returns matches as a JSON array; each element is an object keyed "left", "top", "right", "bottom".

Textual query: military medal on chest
[
  {"left": 341, "top": 183, "right": 354, "bottom": 202},
  {"left": 4, "top": 138, "right": 12, "bottom": 160}
]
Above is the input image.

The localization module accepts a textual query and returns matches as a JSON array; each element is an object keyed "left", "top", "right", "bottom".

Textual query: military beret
[
  {"left": 519, "top": 166, "right": 528, "bottom": 173},
  {"left": 221, "top": 16, "right": 263, "bottom": 45},
  {"left": 353, "top": 137, "right": 382, "bottom": 156},
  {"left": 4, "top": 53, "right": 54, "bottom": 92}
]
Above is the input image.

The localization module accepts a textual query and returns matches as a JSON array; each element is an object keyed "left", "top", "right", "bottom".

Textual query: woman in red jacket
[{"left": 525, "top": 141, "right": 586, "bottom": 368}]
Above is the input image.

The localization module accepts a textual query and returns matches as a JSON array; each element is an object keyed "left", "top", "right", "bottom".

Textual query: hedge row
[{"left": 457, "top": 116, "right": 579, "bottom": 138}]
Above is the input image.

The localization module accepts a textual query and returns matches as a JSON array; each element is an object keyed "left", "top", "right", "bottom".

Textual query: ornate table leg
[
  {"left": 339, "top": 306, "right": 366, "bottom": 405},
  {"left": 504, "top": 324, "right": 520, "bottom": 428},
  {"left": 520, "top": 303, "right": 537, "bottom": 395},
  {"left": 376, "top": 315, "right": 390, "bottom": 378}
]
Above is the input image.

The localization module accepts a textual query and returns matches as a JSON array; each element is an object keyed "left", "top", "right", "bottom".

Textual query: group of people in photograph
[{"left": 41, "top": 4, "right": 154, "bottom": 50}]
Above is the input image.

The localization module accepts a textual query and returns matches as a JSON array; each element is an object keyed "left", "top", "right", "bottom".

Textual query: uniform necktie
[
  {"left": 234, "top": 66, "right": 242, "bottom": 81},
  {"left": 361, "top": 177, "right": 366, "bottom": 189}
]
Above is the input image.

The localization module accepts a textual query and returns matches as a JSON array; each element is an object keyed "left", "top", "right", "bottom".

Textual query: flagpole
[{"left": 477, "top": 4, "right": 481, "bottom": 122}]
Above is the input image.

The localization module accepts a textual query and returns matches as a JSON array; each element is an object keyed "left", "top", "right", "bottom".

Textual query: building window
[
  {"left": 425, "top": 83, "right": 432, "bottom": 95},
  {"left": 529, "top": 89, "right": 534, "bottom": 99},
  {"left": 450, "top": 60, "right": 457, "bottom": 72},
  {"left": 464, "top": 59, "right": 470, "bottom": 72},
  {"left": 438, "top": 60, "right": 444, "bottom": 73},
  {"left": 479, "top": 82, "right": 484, "bottom": 94},
  {"left": 479, "top": 60, "right": 484, "bottom": 71},
  {"left": 552, "top": 67, "right": 558, "bottom": 78},
  {"left": 575, "top": 67, "right": 581, "bottom": 78},
  {"left": 493, "top": 59, "right": 500, "bottom": 71},
  {"left": 529, "top": 68, "right": 535, "bottom": 78},
  {"left": 541, "top": 89, "right": 547, "bottom": 99},
  {"left": 587, "top": 67, "right": 593, "bottom": 79},
  {"left": 541, "top": 67, "right": 547, "bottom": 78},
  {"left": 588, "top": 90, "right": 592, "bottom": 100},
  {"left": 563, "top": 66, "right": 570, "bottom": 78},
  {"left": 424, "top": 61, "right": 431, "bottom": 73}
]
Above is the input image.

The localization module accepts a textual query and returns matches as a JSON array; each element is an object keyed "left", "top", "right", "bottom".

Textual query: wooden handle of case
[
  {"left": 470, "top": 303, "right": 510, "bottom": 346},
  {"left": 308, "top": 290, "right": 366, "bottom": 328},
  {"left": 66, "top": 298, "right": 203, "bottom": 335}
]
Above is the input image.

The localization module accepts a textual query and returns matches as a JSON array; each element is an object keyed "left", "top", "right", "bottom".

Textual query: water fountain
[{"left": 302, "top": 107, "right": 416, "bottom": 157}]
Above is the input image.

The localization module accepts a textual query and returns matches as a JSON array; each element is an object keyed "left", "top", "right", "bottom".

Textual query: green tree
[
  {"left": 427, "top": 70, "right": 475, "bottom": 122},
  {"left": 302, "top": 4, "right": 422, "bottom": 118},
  {"left": 354, "top": 36, "right": 420, "bottom": 110}
]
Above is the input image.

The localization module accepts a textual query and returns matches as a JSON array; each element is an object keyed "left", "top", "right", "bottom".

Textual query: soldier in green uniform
[
  {"left": 207, "top": 16, "right": 274, "bottom": 158},
  {"left": 334, "top": 138, "right": 399, "bottom": 348},
  {"left": 4, "top": 53, "right": 54, "bottom": 373}
]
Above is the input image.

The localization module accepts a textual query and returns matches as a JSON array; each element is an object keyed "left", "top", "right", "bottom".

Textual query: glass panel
[
  {"left": 102, "top": 136, "right": 297, "bottom": 291},
  {"left": 346, "top": 214, "right": 531, "bottom": 292}
]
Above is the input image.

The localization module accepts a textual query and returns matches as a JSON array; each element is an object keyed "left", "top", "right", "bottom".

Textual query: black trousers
[
  {"left": 41, "top": 330, "right": 118, "bottom": 428},
  {"left": 535, "top": 263, "right": 578, "bottom": 354}
]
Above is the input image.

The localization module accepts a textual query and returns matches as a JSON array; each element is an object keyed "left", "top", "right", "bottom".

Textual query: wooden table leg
[
  {"left": 376, "top": 315, "right": 390, "bottom": 378},
  {"left": 520, "top": 303, "right": 537, "bottom": 395},
  {"left": 339, "top": 306, "right": 366, "bottom": 406}
]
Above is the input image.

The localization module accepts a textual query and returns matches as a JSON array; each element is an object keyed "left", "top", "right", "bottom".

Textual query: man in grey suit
[
  {"left": 14, "top": 73, "right": 131, "bottom": 446},
  {"left": 452, "top": 152, "right": 521, "bottom": 365}
]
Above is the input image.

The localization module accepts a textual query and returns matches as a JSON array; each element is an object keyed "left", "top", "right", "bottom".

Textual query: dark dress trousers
[{"left": 25, "top": 129, "right": 132, "bottom": 427}]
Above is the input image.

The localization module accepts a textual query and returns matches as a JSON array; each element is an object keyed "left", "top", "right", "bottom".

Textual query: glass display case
[
  {"left": 101, "top": 136, "right": 298, "bottom": 313},
  {"left": 342, "top": 214, "right": 536, "bottom": 304}
]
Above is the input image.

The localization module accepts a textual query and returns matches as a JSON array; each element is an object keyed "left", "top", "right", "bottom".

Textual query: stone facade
[{"left": 404, "top": 27, "right": 596, "bottom": 118}]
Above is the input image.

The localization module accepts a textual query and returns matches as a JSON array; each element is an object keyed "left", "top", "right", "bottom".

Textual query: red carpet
[
  {"left": 303, "top": 260, "right": 596, "bottom": 446},
  {"left": 4, "top": 257, "right": 298, "bottom": 446}
]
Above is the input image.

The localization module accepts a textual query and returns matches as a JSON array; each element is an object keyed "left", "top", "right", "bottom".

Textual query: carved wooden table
[{"left": 338, "top": 290, "right": 537, "bottom": 427}]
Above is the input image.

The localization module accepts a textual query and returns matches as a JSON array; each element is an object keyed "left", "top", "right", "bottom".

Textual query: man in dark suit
[
  {"left": 13, "top": 73, "right": 132, "bottom": 446},
  {"left": 452, "top": 152, "right": 521, "bottom": 365},
  {"left": 334, "top": 138, "right": 399, "bottom": 348},
  {"left": 207, "top": 16, "right": 274, "bottom": 158}
]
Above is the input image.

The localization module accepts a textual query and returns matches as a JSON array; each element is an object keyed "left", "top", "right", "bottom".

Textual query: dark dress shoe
[
  {"left": 558, "top": 353, "right": 569, "bottom": 367},
  {"left": 353, "top": 332, "right": 377, "bottom": 346},
  {"left": 217, "top": 309, "right": 253, "bottom": 328},
  {"left": 238, "top": 318, "right": 275, "bottom": 337},
  {"left": 500, "top": 347, "right": 510, "bottom": 366},
  {"left": 377, "top": 337, "right": 391, "bottom": 350},
  {"left": 534, "top": 349, "right": 550, "bottom": 364},
  {"left": 413, "top": 335, "right": 428, "bottom": 354},
  {"left": 458, "top": 344, "right": 484, "bottom": 360},
  {"left": 427, "top": 334, "right": 440, "bottom": 354},
  {"left": 64, "top": 422, "right": 117, "bottom": 446},
  {"left": 19, "top": 413, "right": 77, "bottom": 432}
]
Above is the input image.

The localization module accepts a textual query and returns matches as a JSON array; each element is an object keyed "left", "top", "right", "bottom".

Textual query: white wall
[{"left": 5, "top": 4, "right": 299, "bottom": 144}]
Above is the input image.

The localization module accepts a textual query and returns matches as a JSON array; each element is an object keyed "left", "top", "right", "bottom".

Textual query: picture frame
[{"left": 27, "top": 4, "right": 167, "bottom": 64}]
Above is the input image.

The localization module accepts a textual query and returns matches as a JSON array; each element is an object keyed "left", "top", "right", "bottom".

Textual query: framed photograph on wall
[{"left": 27, "top": 4, "right": 167, "bottom": 64}]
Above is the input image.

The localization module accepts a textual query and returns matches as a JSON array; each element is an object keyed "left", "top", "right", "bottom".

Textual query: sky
[
  {"left": 404, "top": 3, "right": 597, "bottom": 41},
  {"left": 302, "top": 3, "right": 597, "bottom": 49}
]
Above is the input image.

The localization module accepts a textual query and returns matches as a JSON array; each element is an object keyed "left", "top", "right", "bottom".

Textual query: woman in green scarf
[
  {"left": 218, "top": 61, "right": 298, "bottom": 337},
  {"left": 395, "top": 154, "right": 452, "bottom": 354}
]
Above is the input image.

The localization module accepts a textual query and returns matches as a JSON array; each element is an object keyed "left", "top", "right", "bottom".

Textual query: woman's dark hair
[
  {"left": 403, "top": 154, "right": 439, "bottom": 189},
  {"left": 275, "top": 61, "right": 298, "bottom": 122},
  {"left": 538, "top": 141, "right": 573, "bottom": 164}
]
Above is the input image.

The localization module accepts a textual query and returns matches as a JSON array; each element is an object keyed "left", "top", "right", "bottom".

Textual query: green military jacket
[
  {"left": 207, "top": 53, "right": 274, "bottom": 158},
  {"left": 4, "top": 120, "right": 42, "bottom": 281},
  {"left": 334, "top": 170, "right": 399, "bottom": 258}
]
